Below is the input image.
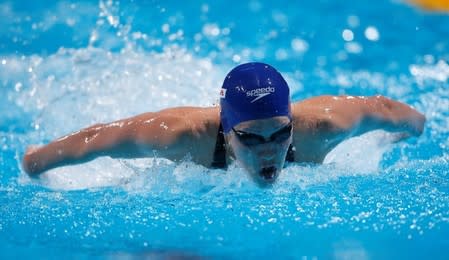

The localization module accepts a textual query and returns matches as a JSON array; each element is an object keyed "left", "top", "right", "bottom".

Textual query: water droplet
[
  {"left": 14, "top": 82, "right": 23, "bottom": 92},
  {"left": 161, "top": 24, "right": 170, "bottom": 33},
  {"left": 365, "top": 26, "right": 380, "bottom": 41},
  {"left": 291, "top": 38, "right": 308, "bottom": 53},
  {"left": 202, "top": 23, "right": 220, "bottom": 37},
  {"left": 345, "top": 42, "right": 363, "bottom": 54},
  {"left": 201, "top": 4, "right": 209, "bottom": 13},
  {"left": 275, "top": 49, "right": 288, "bottom": 61},
  {"left": 347, "top": 15, "right": 360, "bottom": 28},
  {"left": 342, "top": 29, "right": 354, "bottom": 42}
]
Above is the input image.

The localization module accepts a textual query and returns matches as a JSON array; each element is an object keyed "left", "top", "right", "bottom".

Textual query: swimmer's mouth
[{"left": 259, "top": 166, "right": 278, "bottom": 182}]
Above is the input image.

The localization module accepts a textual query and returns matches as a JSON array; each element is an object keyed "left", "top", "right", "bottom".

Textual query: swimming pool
[{"left": 1, "top": 0, "right": 448, "bottom": 258}]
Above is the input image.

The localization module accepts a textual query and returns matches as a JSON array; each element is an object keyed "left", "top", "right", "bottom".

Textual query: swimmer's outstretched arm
[
  {"left": 22, "top": 107, "right": 216, "bottom": 175},
  {"left": 338, "top": 95, "right": 425, "bottom": 137},
  {"left": 292, "top": 95, "right": 426, "bottom": 160},
  {"left": 298, "top": 95, "right": 425, "bottom": 135}
]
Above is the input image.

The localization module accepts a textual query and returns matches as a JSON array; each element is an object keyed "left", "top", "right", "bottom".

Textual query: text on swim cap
[
  {"left": 246, "top": 87, "right": 276, "bottom": 103},
  {"left": 246, "top": 87, "right": 275, "bottom": 97}
]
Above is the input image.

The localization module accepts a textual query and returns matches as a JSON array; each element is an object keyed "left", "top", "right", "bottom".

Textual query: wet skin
[{"left": 226, "top": 116, "right": 292, "bottom": 188}]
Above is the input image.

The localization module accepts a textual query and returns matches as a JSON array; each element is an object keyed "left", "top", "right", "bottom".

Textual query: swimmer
[{"left": 22, "top": 62, "right": 426, "bottom": 187}]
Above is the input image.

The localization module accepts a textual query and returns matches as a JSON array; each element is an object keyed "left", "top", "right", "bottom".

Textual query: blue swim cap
[{"left": 220, "top": 62, "right": 291, "bottom": 133}]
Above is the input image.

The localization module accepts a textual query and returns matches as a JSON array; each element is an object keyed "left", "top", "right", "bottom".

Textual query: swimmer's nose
[
  {"left": 257, "top": 146, "right": 277, "bottom": 160},
  {"left": 259, "top": 166, "right": 278, "bottom": 181}
]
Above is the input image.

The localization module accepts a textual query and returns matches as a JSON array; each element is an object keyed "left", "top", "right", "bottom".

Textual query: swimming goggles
[{"left": 232, "top": 122, "right": 293, "bottom": 146}]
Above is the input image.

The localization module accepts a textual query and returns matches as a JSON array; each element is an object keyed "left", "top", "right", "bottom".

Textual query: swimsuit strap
[
  {"left": 211, "top": 123, "right": 296, "bottom": 168},
  {"left": 285, "top": 143, "right": 295, "bottom": 162},
  {"left": 211, "top": 123, "right": 227, "bottom": 169}
]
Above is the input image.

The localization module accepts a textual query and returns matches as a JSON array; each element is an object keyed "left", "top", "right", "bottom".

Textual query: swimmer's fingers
[
  {"left": 402, "top": 111, "right": 426, "bottom": 137},
  {"left": 412, "top": 112, "right": 426, "bottom": 136},
  {"left": 389, "top": 99, "right": 425, "bottom": 137},
  {"left": 22, "top": 145, "right": 43, "bottom": 176}
]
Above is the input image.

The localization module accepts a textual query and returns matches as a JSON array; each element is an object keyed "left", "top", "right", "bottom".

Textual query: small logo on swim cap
[
  {"left": 220, "top": 88, "right": 227, "bottom": 98},
  {"left": 246, "top": 87, "right": 275, "bottom": 103}
]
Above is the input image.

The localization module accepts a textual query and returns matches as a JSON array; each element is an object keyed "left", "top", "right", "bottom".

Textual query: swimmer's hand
[
  {"left": 355, "top": 95, "right": 426, "bottom": 138},
  {"left": 22, "top": 145, "right": 43, "bottom": 175},
  {"left": 378, "top": 96, "right": 426, "bottom": 137}
]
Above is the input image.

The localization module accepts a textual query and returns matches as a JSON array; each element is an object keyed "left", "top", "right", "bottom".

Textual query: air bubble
[{"left": 365, "top": 26, "right": 380, "bottom": 41}]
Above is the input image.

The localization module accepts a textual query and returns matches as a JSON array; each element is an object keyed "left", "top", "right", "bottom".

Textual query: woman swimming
[{"left": 22, "top": 62, "right": 425, "bottom": 187}]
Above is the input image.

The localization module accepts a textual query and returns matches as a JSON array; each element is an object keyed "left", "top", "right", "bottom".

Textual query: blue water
[{"left": 1, "top": 0, "right": 449, "bottom": 258}]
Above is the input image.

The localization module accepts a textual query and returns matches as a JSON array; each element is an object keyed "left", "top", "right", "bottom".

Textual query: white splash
[{"left": 410, "top": 60, "right": 449, "bottom": 83}]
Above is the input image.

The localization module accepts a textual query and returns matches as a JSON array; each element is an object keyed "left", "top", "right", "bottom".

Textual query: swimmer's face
[{"left": 226, "top": 116, "right": 293, "bottom": 188}]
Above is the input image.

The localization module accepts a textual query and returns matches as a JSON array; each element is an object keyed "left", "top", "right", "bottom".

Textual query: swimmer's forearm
[
  {"left": 22, "top": 123, "right": 138, "bottom": 175},
  {"left": 360, "top": 96, "right": 426, "bottom": 136},
  {"left": 23, "top": 141, "right": 96, "bottom": 175},
  {"left": 23, "top": 141, "right": 142, "bottom": 175}
]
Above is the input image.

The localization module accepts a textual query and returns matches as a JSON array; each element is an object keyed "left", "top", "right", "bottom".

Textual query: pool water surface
[{"left": 0, "top": 0, "right": 449, "bottom": 258}]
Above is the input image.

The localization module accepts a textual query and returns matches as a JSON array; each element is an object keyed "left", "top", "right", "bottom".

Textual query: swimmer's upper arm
[{"left": 130, "top": 112, "right": 195, "bottom": 160}]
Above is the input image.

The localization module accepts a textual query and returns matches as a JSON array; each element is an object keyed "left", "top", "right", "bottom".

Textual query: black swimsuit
[{"left": 211, "top": 124, "right": 295, "bottom": 168}]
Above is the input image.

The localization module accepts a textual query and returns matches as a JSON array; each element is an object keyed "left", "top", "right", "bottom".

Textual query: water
[{"left": 1, "top": 0, "right": 448, "bottom": 258}]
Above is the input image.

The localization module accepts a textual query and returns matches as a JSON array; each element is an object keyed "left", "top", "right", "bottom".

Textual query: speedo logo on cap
[{"left": 246, "top": 87, "right": 275, "bottom": 103}]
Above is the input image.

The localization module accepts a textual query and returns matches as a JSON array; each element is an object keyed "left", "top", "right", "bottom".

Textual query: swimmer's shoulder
[
  {"left": 291, "top": 96, "right": 335, "bottom": 125},
  {"left": 177, "top": 106, "right": 221, "bottom": 138},
  {"left": 133, "top": 106, "right": 220, "bottom": 128},
  {"left": 158, "top": 106, "right": 221, "bottom": 144},
  {"left": 292, "top": 95, "right": 345, "bottom": 111},
  {"left": 292, "top": 95, "right": 355, "bottom": 132},
  {"left": 128, "top": 106, "right": 220, "bottom": 165},
  {"left": 159, "top": 106, "right": 221, "bottom": 165},
  {"left": 291, "top": 96, "right": 353, "bottom": 162},
  {"left": 126, "top": 106, "right": 220, "bottom": 142}
]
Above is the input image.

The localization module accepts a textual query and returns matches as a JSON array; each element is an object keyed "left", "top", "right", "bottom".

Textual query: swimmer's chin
[
  {"left": 254, "top": 179, "right": 277, "bottom": 189},
  {"left": 247, "top": 166, "right": 280, "bottom": 188}
]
